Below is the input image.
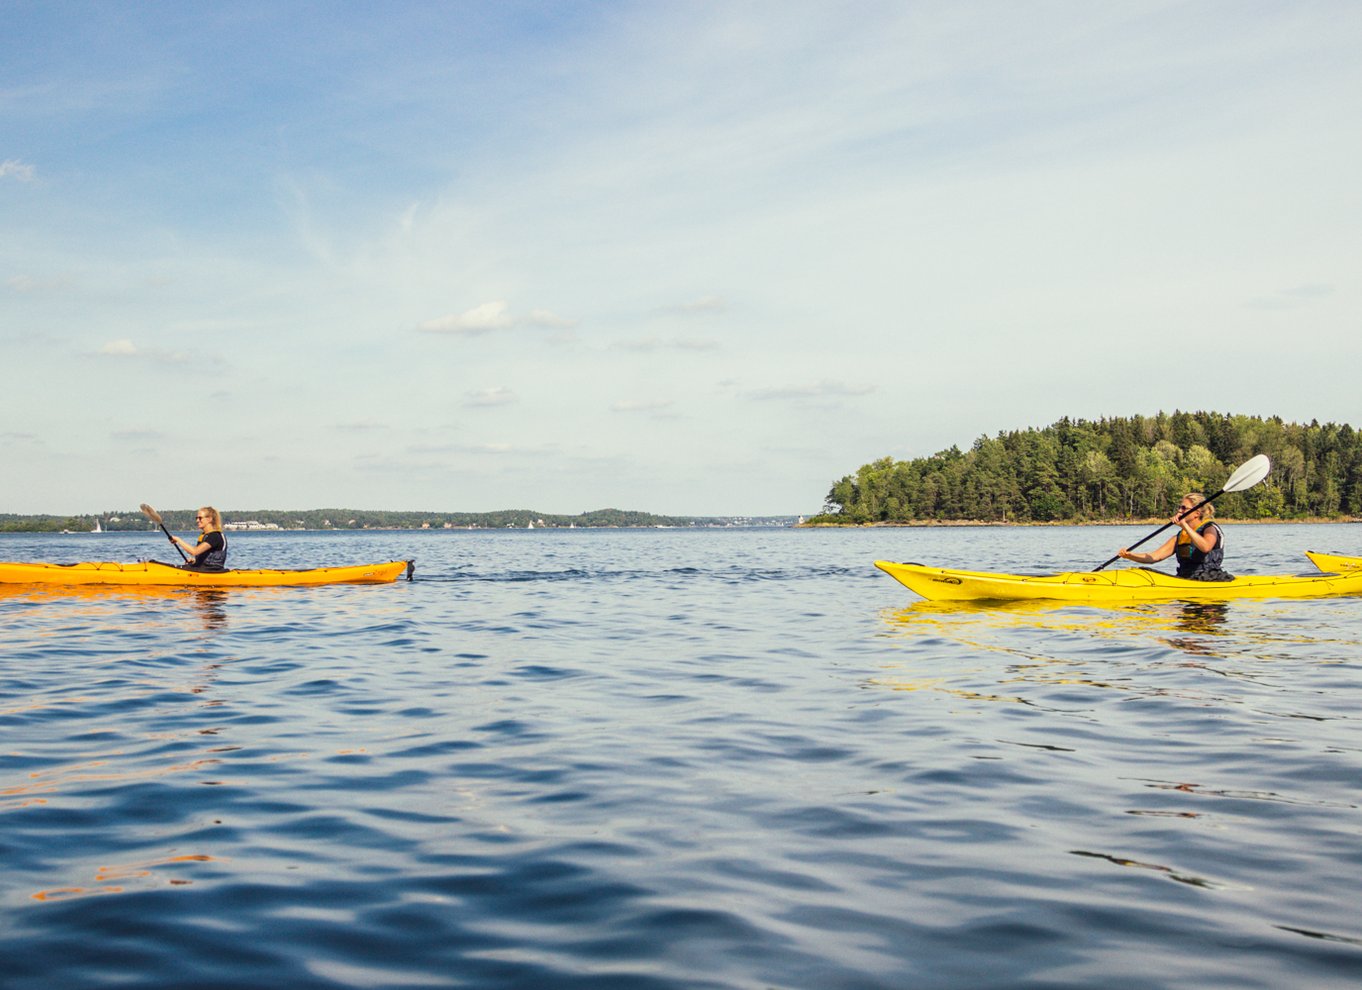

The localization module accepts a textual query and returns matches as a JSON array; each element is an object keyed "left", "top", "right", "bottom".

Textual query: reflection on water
[
  {"left": 31, "top": 853, "right": 221, "bottom": 902},
  {"left": 1160, "top": 602, "right": 1231, "bottom": 657},
  {"left": 187, "top": 589, "right": 229, "bottom": 630},
  {"left": 1069, "top": 849, "right": 1242, "bottom": 890},
  {"left": 881, "top": 597, "right": 1181, "bottom": 648},
  {"left": 0, "top": 585, "right": 236, "bottom": 631},
  {"left": 880, "top": 597, "right": 1246, "bottom": 657},
  {"left": 1175, "top": 601, "right": 1229, "bottom": 633},
  {"left": 872, "top": 597, "right": 1266, "bottom": 699},
  {"left": 0, "top": 583, "right": 231, "bottom": 632}
]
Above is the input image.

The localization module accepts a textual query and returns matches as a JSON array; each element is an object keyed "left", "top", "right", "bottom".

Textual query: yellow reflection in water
[
  {"left": 872, "top": 593, "right": 1361, "bottom": 706},
  {"left": 881, "top": 598, "right": 1239, "bottom": 653},
  {"left": 870, "top": 598, "right": 1244, "bottom": 699}
]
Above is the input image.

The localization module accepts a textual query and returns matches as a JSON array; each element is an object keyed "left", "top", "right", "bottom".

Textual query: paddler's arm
[
  {"left": 174, "top": 535, "right": 210, "bottom": 556},
  {"left": 1117, "top": 534, "right": 1177, "bottom": 565}
]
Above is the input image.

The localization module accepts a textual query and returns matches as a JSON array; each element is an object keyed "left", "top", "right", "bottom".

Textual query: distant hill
[
  {"left": 807, "top": 412, "right": 1362, "bottom": 524},
  {"left": 0, "top": 508, "right": 798, "bottom": 533}
]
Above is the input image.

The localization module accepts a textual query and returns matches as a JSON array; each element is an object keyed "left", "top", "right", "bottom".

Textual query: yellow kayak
[
  {"left": 0, "top": 559, "right": 414, "bottom": 587},
  {"left": 874, "top": 558, "right": 1362, "bottom": 604},
  {"left": 1306, "top": 550, "right": 1362, "bottom": 573}
]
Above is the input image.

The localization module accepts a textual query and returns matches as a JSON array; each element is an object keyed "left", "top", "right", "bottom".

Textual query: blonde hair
[
  {"left": 1183, "top": 494, "right": 1214, "bottom": 521},
  {"left": 198, "top": 506, "right": 223, "bottom": 529}
]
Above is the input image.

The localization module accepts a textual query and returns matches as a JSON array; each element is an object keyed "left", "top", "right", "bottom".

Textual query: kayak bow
[{"left": 1305, "top": 550, "right": 1362, "bottom": 573}]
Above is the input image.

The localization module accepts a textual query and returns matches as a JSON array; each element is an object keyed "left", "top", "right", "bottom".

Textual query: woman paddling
[
  {"left": 1116, "top": 494, "right": 1231, "bottom": 581},
  {"left": 172, "top": 506, "right": 229, "bottom": 570}
]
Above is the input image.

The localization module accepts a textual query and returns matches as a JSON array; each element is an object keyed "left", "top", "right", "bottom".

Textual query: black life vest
[
  {"left": 1175, "top": 521, "right": 1223, "bottom": 579},
  {"left": 191, "top": 530, "right": 229, "bottom": 570}
]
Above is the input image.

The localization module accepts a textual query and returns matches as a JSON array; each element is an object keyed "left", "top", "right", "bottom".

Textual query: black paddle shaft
[
  {"left": 159, "top": 522, "right": 191, "bottom": 563},
  {"left": 1093, "top": 491, "right": 1220, "bottom": 572},
  {"left": 141, "top": 504, "right": 191, "bottom": 563}
]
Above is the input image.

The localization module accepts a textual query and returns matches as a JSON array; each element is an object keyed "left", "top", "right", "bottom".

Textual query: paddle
[
  {"left": 140, "top": 503, "right": 191, "bottom": 563},
  {"left": 1094, "top": 453, "right": 1272, "bottom": 571}
]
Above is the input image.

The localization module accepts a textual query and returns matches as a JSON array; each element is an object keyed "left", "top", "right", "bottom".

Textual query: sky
[{"left": 3, "top": 1, "right": 1360, "bottom": 516}]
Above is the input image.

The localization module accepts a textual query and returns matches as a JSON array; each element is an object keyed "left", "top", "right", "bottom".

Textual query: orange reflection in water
[
  {"left": 32, "top": 853, "right": 220, "bottom": 901},
  {"left": 0, "top": 695, "right": 96, "bottom": 719},
  {"left": 0, "top": 582, "right": 232, "bottom": 631},
  {"left": 4, "top": 756, "right": 226, "bottom": 804}
]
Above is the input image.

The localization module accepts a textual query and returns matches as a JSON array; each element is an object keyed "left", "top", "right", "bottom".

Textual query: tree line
[{"left": 809, "top": 412, "right": 1362, "bottom": 524}]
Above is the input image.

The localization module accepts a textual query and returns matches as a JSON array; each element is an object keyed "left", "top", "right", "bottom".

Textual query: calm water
[{"left": 2, "top": 524, "right": 1361, "bottom": 989}]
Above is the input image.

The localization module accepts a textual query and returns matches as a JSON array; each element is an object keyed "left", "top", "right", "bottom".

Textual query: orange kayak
[{"left": 0, "top": 559, "right": 414, "bottom": 586}]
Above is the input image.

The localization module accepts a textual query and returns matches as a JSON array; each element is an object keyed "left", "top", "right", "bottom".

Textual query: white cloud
[
  {"left": 331, "top": 421, "right": 390, "bottom": 433},
  {"left": 8, "top": 274, "right": 76, "bottom": 294},
  {"left": 612, "top": 336, "right": 721, "bottom": 352},
  {"left": 611, "top": 399, "right": 676, "bottom": 414},
  {"left": 1246, "top": 283, "right": 1335, "bottom": 311},
  {"left": 96, "top": 339, "right": 192, "bottom": 364},
  {"left": 407, "top": 441, "right": 517, "bottom": 455},
  {"left": 653, "top": 295, "right": 727, "bottom": 317},
  {"left": 465, "top": 386, "right": 517, "bottom": 407},
  {"left": 417, "top": 301, "right": 513, "bottom": 335},
  {"left": 525, "top": 308, "right": 578, "bottom": 329},
  {"left": 0, "top": 159, "right": 36, "bottom": 181},
  {"left": 745, "top": 380, "right": 876, "bottom": 402},
  {"left": 417, "top": 301, "right": 578, "bottom": 336}
]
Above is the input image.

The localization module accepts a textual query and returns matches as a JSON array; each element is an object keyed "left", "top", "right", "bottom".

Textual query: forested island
[
  {"left": 807, "top": 412, "right": 1362, "bottom": 525},
  {"left": 0, "top": 507, "right": 795, "bottom": 534}
]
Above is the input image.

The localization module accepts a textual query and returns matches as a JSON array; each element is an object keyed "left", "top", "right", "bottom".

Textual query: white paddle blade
[
  {"left": 140, "top": 503, "right": 164, "bottom": 525},
  {"left": 1224, "top": 454, "right": 1271, "bottom": 493}
]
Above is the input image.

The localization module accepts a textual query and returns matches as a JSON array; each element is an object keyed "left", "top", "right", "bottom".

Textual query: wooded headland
[{"left": 807, "top": 412, "right": 1362, "bottom": 525}]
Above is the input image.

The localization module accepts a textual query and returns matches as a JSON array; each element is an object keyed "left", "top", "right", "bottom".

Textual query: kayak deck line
[
  {"left": 875, "top": 553, "right": 1362, "bottom": 604},
  {"left": 0, "top": 559, "right": 414, "bottom": 587}
]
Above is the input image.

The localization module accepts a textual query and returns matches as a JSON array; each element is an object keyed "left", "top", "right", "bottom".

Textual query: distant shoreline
[
  {"left": 1, "top": 521, "right": 805, "bottom": 534},
  {"left": 796, "top": 517, "right": 1361, "bottom": 528},
  {"left": 0, "top": 509, "right": 803, "bottom": 534}
]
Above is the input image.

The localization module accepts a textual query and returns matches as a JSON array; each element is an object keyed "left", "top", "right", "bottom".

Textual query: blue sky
[{"left": 3, "top": 1, "right": 1359, "bottom": 515}]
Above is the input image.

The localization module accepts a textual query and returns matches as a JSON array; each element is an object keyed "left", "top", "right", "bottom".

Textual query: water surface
[{"left": 2, "top": 525, "right": 1360, "bottom": 988}]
